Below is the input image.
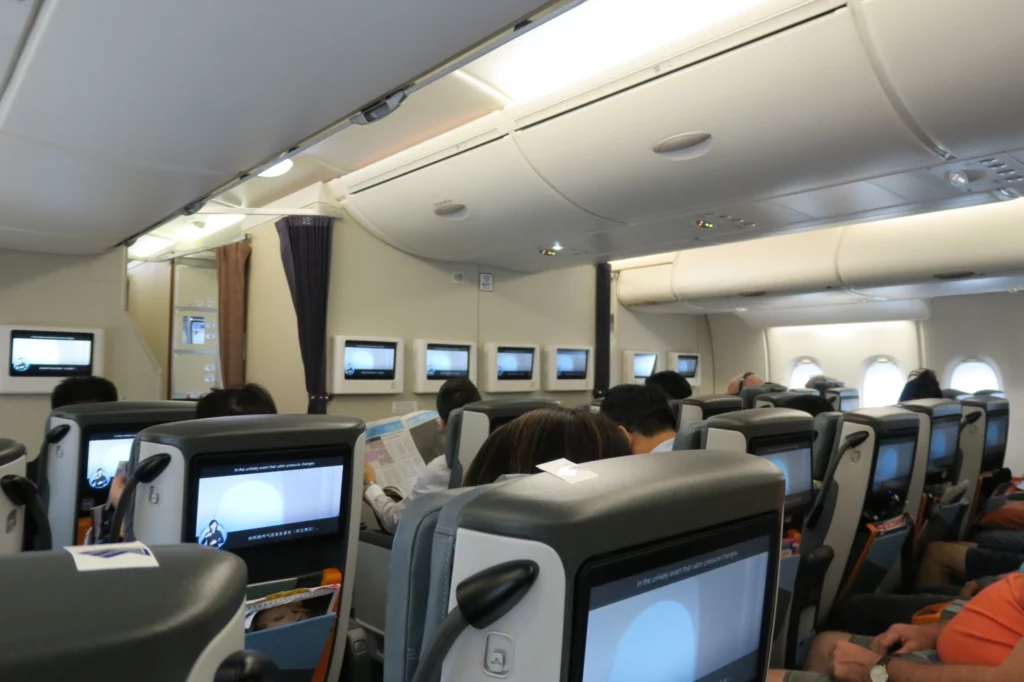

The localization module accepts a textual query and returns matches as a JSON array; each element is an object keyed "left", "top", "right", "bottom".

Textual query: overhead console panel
[
  {"left": 510, "top": 9, "right": 938, "bottom": 224},
  {"left": 855, "top": 0, "right": 1024, "bottom": 158}
]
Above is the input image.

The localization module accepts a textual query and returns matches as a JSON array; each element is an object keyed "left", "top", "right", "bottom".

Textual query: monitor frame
[
  {"left": 185, "top": 444, "right": 354, "bottom": 583},
  {"left": 543, "top": 345, "right": 594, "bottom": 392},
  {"left": 867, "top": 430, "right": 918, "bottom": 505},
  {"left": 567, "top": 513, "right": 779, "bottom": 682},
  {"left": 622, "top": 350, "right": 659, "bottom": 386},
  {"left": 412, "top": 338, "right": 477, "bottom": 394},
  {"left": 78, "top": 425, "right": 141, "bottom": 515},
  {"left": 330, "top": 335, "right": 404, "bottom": 395},
  {"left": 982, "top": 410, "right": 1009, "bottom": 470},
  {"left": 926, "top": 416, "right": 960, "bottom": 483},
  {"left": 750, "top": 433, "right": 814, "bottom": 512},
  {"left": 483, "top": 343, "right": 539, "bottom": 393},
  {"left": 668, "top": 352, "right": 701, "bottom": 386},
  {"left": 0, "top": 325, "right": 104, "bottom": 395}
]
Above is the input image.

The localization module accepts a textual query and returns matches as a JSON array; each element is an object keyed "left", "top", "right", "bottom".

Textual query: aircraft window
[
  {"left": 862, "top": 358, "right": 905, "bottom": 408},
  {"left": 789, "top": 359, "right": 824, "bottom": 390},
  {"left": 950, "top": 360, "right": 1000, "bottom": 394}
]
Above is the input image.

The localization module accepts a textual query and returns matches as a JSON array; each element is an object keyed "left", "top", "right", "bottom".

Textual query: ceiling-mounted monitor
[
  {"left": 669, "top": 352, "right": 701, "bottom": 386},
  {"left": 0, "top": 326, "right": 104, "bottom": 394},
  {"left": 412, "top": 339, "right": 477, "bottom": 394},
  {"left": 622, "top": 350, "right": 658, "bottom": 385},
  {"left": 543, "top": 345, "right": 593, "bottom": 392},
  {"left": 331, "top": 336, "right": 403, "bottom": 395},
  {"left": 483, "top": 343, "right": 539, "bottom": 393}
]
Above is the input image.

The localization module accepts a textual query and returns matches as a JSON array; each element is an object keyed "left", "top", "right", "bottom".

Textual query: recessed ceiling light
[
  {"left": 258, "top": 158, "right": 294, "bottom": 178},
  {"left": 695, "top": 219, "right": 715, "bottom": 229},
  {"left": 539, "top": 248, "right": 558, "bottom": 256},
  {"left": 551, "top": 241, "right": 564, "bottom": 252},
  {"left": 127, "top": 234, "right": 174, "bottom": 258},
  {"left": 947, "top": 170, "right": 969, "bottom": 188}
]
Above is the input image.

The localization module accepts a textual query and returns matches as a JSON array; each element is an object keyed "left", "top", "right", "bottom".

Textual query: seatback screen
[
  {"left": 557, "top": 349, "right": 589, "bottom": 380},
  {"left": 872, "top": 436, "right": 916, "bottom": 493},
  {"left": 675, "top": 355, "right": 699, "bottom": 378},
  {"left": 840, "top": 397, "right": 859, "bottom": 412},
  {"left": 573, "top": 517, "right": 775, "bottom": 682},
  {"left": 193, "top": 452, "right": 345, "bottom": 551},
  {"left": 81, "top": 430, "right": 136, "bottom": 511},
  {"left": 985, "top": 414, "right": 1008, "bottom": 455},
  {"left": 928, "top": 420, "right": 960, "bottom": 474},
  {"left": 425, "top": 343, "right": 469, "bottom": 380},
  {"left": 757, "top": 444, "right": 813, "bottom": 498},
  {"left": 632, "top": 353, "right": 657, "bottom": 380},
  {"left": 9, "top": 330, "right": 93, "bottom": 378},
  {"left": 496, "top": 347, "right": 534, "bottom": 381},
  {"left": 343, "top": 340, "right": 396, "bottom": 380}
]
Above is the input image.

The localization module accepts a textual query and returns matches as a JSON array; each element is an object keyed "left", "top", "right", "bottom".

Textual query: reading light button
[{"left": 483, "top": 632, "right": 513, "bottom": 677}]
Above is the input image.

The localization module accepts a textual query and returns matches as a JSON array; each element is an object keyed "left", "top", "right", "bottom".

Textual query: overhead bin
[
  {"left": 855, "top": 0, "right": 1024, "bottom": 158},
  {"left": 837, "top": 200, "right": 1024, "bottom": 290},
  {"left": 617, "top": 263, "right": 677, "bottom": 306},
  {"left": 511, "top": 9, "right": 939, "bottom": 224},
  {"left": 341, "top": 114, "right": 618, "bottom": 262}
]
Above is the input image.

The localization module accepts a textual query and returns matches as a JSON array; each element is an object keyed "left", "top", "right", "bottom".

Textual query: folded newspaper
[
  {"left": 244, "top": 584, "right": 340, "bottom": 632},
  {"left": 364, "top": 410, "right": 443, "bottom": 496}
]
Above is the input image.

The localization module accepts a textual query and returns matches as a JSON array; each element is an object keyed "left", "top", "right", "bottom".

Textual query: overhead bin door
[
  {"left": 513, "top": 9, "right": 939, "bottom": 224},
  {"left": 856, "top": 0, "right": 1024, "bottom": 159},
  {"left": 343, "top": 137, "right": 617, "bottom": 262}
]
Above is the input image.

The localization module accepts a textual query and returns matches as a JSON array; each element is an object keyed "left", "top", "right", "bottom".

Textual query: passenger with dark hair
[
  {"left": 645, "top": 370, "right": 693, "bottom": 400},
  {"left": 195, "top": 384, "right": 277, "bottom": 419},
  {"left": 900, "top": 369, "right": 943, "bottom": 403},
  {"left": 599, "top": 384, "right": 679, "bottom": 454},
  {"left": 51, "top": 376, "right": 118, "bottom": 410},
  {"left": 462, "top": 406, "right": 631, "bottom": 487},
  {"left": 363, "top": 377, "right": 482, "bottom": 533}
]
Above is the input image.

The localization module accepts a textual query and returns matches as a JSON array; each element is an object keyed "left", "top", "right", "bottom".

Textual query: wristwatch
[{"left": 870, "top": 654, "right": 893, "bottom": 682}]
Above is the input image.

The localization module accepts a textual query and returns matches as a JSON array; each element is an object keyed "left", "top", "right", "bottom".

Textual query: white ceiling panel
[{"left": 0, "top": 0, "right": 36, "bottom": 86}]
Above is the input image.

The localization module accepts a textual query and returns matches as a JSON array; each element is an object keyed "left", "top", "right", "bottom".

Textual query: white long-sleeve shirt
[{"left": 363, "top": 456, "right": 451, "bottom": 534}]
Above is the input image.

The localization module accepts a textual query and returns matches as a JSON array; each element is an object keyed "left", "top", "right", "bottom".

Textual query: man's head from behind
[
  {"left": 196, "top": 384, "right": 278, "bottom": 419},
  {"left": 600, "top": 384, "right": 678, "bottom": 454},
  {"left": 51, "top": 376, "right": 118, "bottom": 411},
  {"left": 728, "top": 372, "right": 765, "bottom": 396},
  {"left": 436, "top": 377, "right": 482, "bottom": 427},
  {"left": 645, "top": 371, "right": 693, "bottom": 400}
]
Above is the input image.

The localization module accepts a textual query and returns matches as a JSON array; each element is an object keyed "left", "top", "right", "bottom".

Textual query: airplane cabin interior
[{"left": 1, "top": 1, "right": 1024, "bottom": 681}]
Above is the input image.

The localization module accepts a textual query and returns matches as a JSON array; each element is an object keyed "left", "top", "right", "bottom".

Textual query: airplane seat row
[
  {"left": 383, "top": 450, "right": 784, "bottom": 682},
  {"left": 0, "top": 438, "right": 51, "bottom": 556}
]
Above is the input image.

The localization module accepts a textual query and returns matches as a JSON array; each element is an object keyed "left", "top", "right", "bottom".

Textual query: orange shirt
[{"left": 937, "top": 572, "right": 1024, "bottom": 666}]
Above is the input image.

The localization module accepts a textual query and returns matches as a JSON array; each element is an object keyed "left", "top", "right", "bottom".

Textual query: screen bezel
[
  {"left": 185, "top": 445, "right": 353, "bottom": 583},
  {"left": 556, "top": 348, "right": 590, "bottom": 381},
  {"left": 343, "top": 340, "right": 398, "bottom": 381},
  {"left": 568, "top": 513, "right": 779, "bottom": 682},
  {"left": 868, "top": 430, "right": 918, "bottom": 502},
  {"left": 750, "top": 434, "right": 814, "bottom": 511},
  {"left": 675, "top": 354, "right": 699, "bottom": 379},
  {"left": 77, "top": 425, "right": 148, "bottom": 522},
  {"left": 926, "top": 416, "right": 960, "bottom": 482},
  {"left": 632, "top": 353, "right": 658, "bottom": 380},
  {"left": 496, "top": 346, "right": 535, "bottom": 381},
  {"left": 425, "top": 343, "right": 471, "bottom": 380},
  {"left": 982, "top": 411, "right": 1009, "bottom": 471},
  {"left": 9, "top": 329, "right": 95, "bottom": 378}
]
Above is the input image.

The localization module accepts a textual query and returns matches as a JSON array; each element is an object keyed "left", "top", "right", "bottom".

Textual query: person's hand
[
  {"left": 872, "top": 623, "right": 940, "bottom": 655},
  {"left": 830, "top": 640, "right": 882, "bottom": 682},
  {"left": 363, "top": 461, "right": 376, "bottom": 486},
  {"left": 108, "top": 473, "right": 126, "bottom": 509},
  {"left": 961, "top": 580, "right": 982, "bottom": 598}
]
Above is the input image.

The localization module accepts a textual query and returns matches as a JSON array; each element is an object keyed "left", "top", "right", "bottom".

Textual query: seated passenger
[
  {"left": 51, "top": 375, "right": 118, "bottom": 410},
  {"left": 362, "top": 377, "right": 481, "bottom": 533},
  {"left": 599, "top": 384, "right": 679, "bottom": 454},
  {"left": 770, "top": 571, "right": 1024, "bottom": 682},
  {"left": 899, "top": 369, "right": 943, "bottom": 402},
  {"left": 915, "top": 540, "right": 1024, "bottom": 590},
  {"left": 195, "top": 383, "right": 277, "bottom": 418},
  {"left": 645, "top": 370, "right": 693, "bottom": 400},
  {"left": 728, "top": 371, "right": 765, "bottom": 395},
  {"left": 462, "top": 406, "right": 630, "bottom": 486}
]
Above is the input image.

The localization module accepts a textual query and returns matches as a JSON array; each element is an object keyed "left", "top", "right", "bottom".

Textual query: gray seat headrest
[{"left": 673, "top": 420, "right": 707, "bottom": 450}]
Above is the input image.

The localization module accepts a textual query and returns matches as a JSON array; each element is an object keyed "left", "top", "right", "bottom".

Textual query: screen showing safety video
[
  {"left": 425, "top": 344, "right": 469, "bottom": 380},
  {"left": 633, "top": 353, "right": 657, "bottom": 380},
  {"left": 872, "top": 438, "right": 916, "bottom": 493},
  {"left": 928, "top": 421, "right": 960, "bottom": 473},
  {"left": 194, "top": 454, "right": 344, "bottom": 551},
  {"left": 676, "top": 355, "right": 699, "bottom": 378},
  {"left": 343, "top": 340, "right": 396, "bottom": 380},
  {"left": 582, "top": 536, "right": 770, "bottom": 682},
  {"left": 557, "top": 349, "right": 589, "bottom": 380},
  {"left": 986, "top": 414, "right": 1008, "bottom": 453},
  {"left": 496, "top": 347, "right": 534, "bottom": 381},
  {"left": 759, "top": 445, "right": 813, "bottom": 497},
  {"left": 9, "top": 330, "right": 93, "bottom": 378},
  {"left": 85, "top": 433, "right": 135, "bottom": 491}
]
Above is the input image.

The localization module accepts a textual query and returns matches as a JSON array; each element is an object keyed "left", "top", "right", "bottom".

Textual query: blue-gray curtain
[{"left": 276, "top": 216, "right": 333, "bottom": 414}]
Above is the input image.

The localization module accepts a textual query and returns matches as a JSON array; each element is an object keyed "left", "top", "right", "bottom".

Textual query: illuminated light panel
[
  {"left": 127, "top": 234, "right": 174, "bottom": 259},
  {"left": 463, "top": 0, "right": 771, "bottom": 103},
  {"left": 258, "top": 159, "right": 294, "bottom": 178}
]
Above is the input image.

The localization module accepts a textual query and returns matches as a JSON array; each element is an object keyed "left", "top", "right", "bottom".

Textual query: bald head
[{"left": 728, "top": 372, "right": 764, "bottom": 395}]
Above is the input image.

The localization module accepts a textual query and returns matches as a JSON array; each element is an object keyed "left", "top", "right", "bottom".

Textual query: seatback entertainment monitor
[
  {"left": 753, "top": 438, "right": 813, "bottom": 511},
  {"left": 81, "top": 429, "right": 137, "bottom": 511},
  {"left": 928, "top": 418, "right": 960, "bottom": 479},
  {"left": 871, "top": 435, "right": 917, "bottom": 496}
]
